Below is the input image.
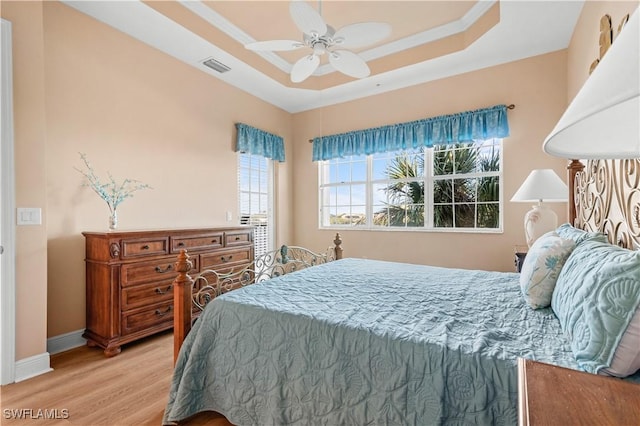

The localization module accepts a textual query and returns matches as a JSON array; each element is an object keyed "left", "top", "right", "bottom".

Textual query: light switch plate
[{"left": 17, "top": 207, "right": 42, "bottom": 225}]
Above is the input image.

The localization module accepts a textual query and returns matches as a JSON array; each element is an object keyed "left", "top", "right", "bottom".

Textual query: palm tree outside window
[{"left": 318, "top": 139, "right": 502, "bottom": 231}]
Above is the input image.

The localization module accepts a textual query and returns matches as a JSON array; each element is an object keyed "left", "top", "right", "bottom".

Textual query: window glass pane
[
  {"left": 434, "top": 205, "right": 453, "bottom": 227},
  {"left": 337, "top": 162, "right": 351, "bottom": 183},
  {"left": 372, "top": 155, "right": 391, "bottom": 180},
  {"left": 478, "top": 176, "right": 499, "bottom": 202},
  {"left": 433, "top": 145, "right": 454, "bottom": 176},
  {"left": 352, "top": 160, "right": 367, "bottom": 182},
  {"left": 328, "top": 162, "right": 339, "bottom": 184},
  {"left": 478, "top": 141, "right": 500, "bottom": 172},
  {"left": 350, "top": 205, "right": 366, "bottom": 226},
  {"left": 404, "top": 203, "right": 425, "bottom": 227},
  {"left": 372, "top": 183, "right": 388, "bottom": 205},
  {"left": 453, "top": 143, "right": 477, "bottom": 174},
  {"left": 351, "top": 184, "right": 366, "bottom": 206},
  {"left": 477, "top": 203, "right": 499, "bottom": 228},
  {"left": 336, "top": 185, "right": 350, "bottom": 205},
  {"left": 240, "top": 192, "right": 250, "bottom": 213},
  {"left": 433, "top": 179, "right": 452, "bottom": 203},
  {"left": 259, "top": 195, "right": 268, "bottom": 213},
  {"left": 454, "top": 178, "right": 476, "bottom": 203},
  {"left": 240, "top": 172, "right": 250, "bottom": 192},
  {"left": 372, "top": 205, "right": 389, "bottom": 226},
  {"left": 455, "top": 204, "right": 475, "bottom": 228}
]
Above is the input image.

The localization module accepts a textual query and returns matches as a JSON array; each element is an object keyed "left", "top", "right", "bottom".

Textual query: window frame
[
  {"left": 238, "top": 152, "right": 275, "bottom": 256},
  {"left": 317, "top": 139, "right": 504, "bottom": 233}
]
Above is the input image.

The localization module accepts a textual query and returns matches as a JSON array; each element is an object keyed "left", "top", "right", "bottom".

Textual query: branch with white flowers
[{"left": 75, "top": 152, "right": 152, "bottom": 214}]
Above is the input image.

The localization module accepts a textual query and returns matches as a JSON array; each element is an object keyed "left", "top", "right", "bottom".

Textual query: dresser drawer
[
  {"left": 121, "top": 256, "right": 199, "bottom": 287},
  {"left": 224, "top": 230, "right": 252, "bottom": 247},
  {"left": 121, "top": 280, "right": 174, "bottom": 310},
  {"left": 200, "top": 247, "right": 252, "bottom": 270},
  {"left": 121, "top": 302, "right": 173, "bottom": 335},
  {"left": 121, "top": 238, "right": 169, "bottom": 258},
  {"left": 171, "top": 233, "right": 223, "bottom": 253}
]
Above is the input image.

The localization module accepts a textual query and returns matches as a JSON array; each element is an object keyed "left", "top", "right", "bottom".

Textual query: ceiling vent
[{"left": 202, "top": 58, "right": 231, "bottom": 73}]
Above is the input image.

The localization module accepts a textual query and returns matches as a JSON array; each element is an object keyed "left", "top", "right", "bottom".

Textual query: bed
[{"left": 163, "top": 159, "right": 640, "bottom": 425}]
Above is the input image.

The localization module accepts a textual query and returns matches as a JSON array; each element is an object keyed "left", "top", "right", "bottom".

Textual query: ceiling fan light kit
[{"left": 245, "top": 0, "right": 391, "bottom": 83}]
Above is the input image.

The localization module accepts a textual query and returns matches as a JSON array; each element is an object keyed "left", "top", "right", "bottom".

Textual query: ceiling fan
[{"left": 245, "top": 0, "right": 392, "bottom": 83}]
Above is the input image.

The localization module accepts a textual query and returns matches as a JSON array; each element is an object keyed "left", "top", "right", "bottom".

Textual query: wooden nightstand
[
  {"left": 514, "top": 245, "right": 528, "bottom": 272},
  {"left": 517, "top": 358, "right": 640, "bottom": 425}
]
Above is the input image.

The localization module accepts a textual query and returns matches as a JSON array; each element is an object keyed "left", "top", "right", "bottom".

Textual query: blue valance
[
  {"left": 312, "top": 104, "right": 510, "bottom": 161},
  {"left": 235, "top": 123, "right": 285, "bottom": 162}
]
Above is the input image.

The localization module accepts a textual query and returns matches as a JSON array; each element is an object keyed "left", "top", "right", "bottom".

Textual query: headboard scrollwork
[{"left": 574, "top": 158, "right": 640, "bottom": 249}]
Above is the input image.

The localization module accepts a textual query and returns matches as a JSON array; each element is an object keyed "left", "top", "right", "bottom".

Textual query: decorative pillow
[
  {"left": 555, "top": 223, "right": 608, "bottom": 245},
  {"left": 551, "top": 239, "right": 640, "bottom": 376},
  {"left": 602, "top": 306, "right": 640, "bottom": 377},
  {"left": 520, "top": 232, "right": 576, "bottom": 309}
]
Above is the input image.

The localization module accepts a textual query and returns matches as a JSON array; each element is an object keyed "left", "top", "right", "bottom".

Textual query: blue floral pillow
[
  {"left": 520, "top": 232, "right": 576, "bottom": 309},
  {"left": 551, "top": 239, "right": 640, "bottom": 376}
]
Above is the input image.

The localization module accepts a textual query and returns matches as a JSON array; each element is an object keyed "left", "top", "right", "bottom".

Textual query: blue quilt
[{"left": 163, "top": 258, "right": 579, "bottom": 425}]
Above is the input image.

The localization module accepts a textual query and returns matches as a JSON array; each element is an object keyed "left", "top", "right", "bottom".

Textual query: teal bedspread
[{"left": 163, "top": 258, "right": 579, "bottom": 425}]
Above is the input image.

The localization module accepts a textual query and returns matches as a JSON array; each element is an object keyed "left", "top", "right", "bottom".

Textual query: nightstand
[
  {"left": 517, "top": 358, "right": 640, "bottom": 425},
  {"left": 514, "top": 245, "right": 528, "bottom": 272}
]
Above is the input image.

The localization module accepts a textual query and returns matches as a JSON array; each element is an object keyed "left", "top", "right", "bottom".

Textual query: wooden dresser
[
  {"left": 83, "top": 227, "right": 254, "bottom": 356},
  {"left": 518, "top": 358, "right": 640, "bottom": 425}
]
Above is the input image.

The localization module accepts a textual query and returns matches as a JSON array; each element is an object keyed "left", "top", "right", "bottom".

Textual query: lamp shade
[
  {"left": 543, "top": 9, "right": 639, "bottom": 159},
  {"left": 511, "top": 169, "right": 568, "bottom": 202}
]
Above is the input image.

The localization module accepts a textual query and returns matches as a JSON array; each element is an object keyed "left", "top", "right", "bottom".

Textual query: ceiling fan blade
[
  {"left": 333, "top": 22, "right": 392, "bottom": 49},
  {"left": 291, "top": 54, "right": 320, "bottom": 82},
  {"left": 329, "top": 50, "right": 370, "bottom": 79},
  {"left": 289, "top": 0, "right": 327, "bottom": 36},
  {"left": 245, "top": 40, "right": 305, "bottom": 51}
]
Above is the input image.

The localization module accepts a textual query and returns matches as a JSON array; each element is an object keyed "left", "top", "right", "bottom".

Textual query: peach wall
[
  {"left": 567, "top": 1, "right": 638, "bottom": 102},
  {"left": 292, "top": 51, "right": 569, "bottom": 272},
  {"left": 1, "top": 1, "right": 49, "bottom": 360},
  {"left": 41, "top": 2, "right": 292, "bottom": 338}
]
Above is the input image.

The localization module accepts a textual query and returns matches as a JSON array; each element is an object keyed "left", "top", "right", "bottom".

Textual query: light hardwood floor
[{"left": 0, "top": 331, "right": 232, "bottom": 425}]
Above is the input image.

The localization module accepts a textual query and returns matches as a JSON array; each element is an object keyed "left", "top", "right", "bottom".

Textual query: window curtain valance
[
  {"left": 235, "top": 123, "right": 285, "bottom": 162},
  {"left": 312, "top": 104, "right": 510, "bottom": 161}
]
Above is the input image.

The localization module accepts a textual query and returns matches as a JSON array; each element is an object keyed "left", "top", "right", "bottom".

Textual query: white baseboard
[
  {"left": 47, "top": 329, "right": 86, "bottom": 355},
  {"left": 14, "top": 353, "right": 53, "bottom": 382}
]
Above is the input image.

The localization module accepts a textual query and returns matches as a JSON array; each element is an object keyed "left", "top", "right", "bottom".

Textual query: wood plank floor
[{"left": 0, "top": 331, "right": 233, "bottom": 425}]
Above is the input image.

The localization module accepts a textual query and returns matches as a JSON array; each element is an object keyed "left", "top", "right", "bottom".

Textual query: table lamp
[{"left": 511, "top": 169, "right": 568, "bottom": 247}]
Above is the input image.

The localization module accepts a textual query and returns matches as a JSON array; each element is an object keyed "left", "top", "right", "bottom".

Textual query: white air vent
[{"left": 202, "top": 57, "right": 231, "bottom": 73}]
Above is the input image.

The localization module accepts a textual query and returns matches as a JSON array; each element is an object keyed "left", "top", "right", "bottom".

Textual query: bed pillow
[
  {"left": 555, "top": 223, "right": 608, "bottom": 245},
  {"left": 551, "top": 239, "right": 640, "bottom": 376},
  {"left": 601, "top": 306, "right": 640, "bottom": 377},
  {"left": 520, "top": 232, "right": 576, "bottom": 309}
]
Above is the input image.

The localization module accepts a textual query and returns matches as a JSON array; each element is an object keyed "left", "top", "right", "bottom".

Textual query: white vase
[{"left": 109, "top": 210, "right": 118, "bottom": 230}]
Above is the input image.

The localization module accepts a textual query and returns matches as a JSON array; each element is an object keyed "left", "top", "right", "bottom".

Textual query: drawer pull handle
[
  {"left": 212, "top": 239, "right": 218, "bottom": 243},
  {"left": 235, "top": 236, "right": 241, "bottom": 240},
  {"left": 155, "top": 265, "right": 173, "bottom": 273},
  {"left": 155, "top": 285, "right": 173, "bottom": 295},
  {"left": 141, "top": 245, "right": 150, "bottom": 250},
  {"left": 177, "top": 242, "right": 185, "bottom": 247},
  {"left": 155, "top": 306, "right": 172, "bottom": 317},
  {"left": 221, "top": 255, "right": 233, "bottom": 263}
]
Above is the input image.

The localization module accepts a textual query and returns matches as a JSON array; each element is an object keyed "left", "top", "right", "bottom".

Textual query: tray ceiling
[{"left": 63, "top": 1, "right": 584, "bottom": 113}]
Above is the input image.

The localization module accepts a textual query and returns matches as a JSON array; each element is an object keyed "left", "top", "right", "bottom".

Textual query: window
[
  {"left": 238, "top": 153, "right": 273, "bottom": 257},
  {"left": 319, "top": 139, "right": 502, "bottom": 231}
]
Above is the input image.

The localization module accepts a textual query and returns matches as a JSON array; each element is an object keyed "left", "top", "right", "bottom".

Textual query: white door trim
[{"left": 1, "top": 18, "right": 17, "bottom": 385}]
